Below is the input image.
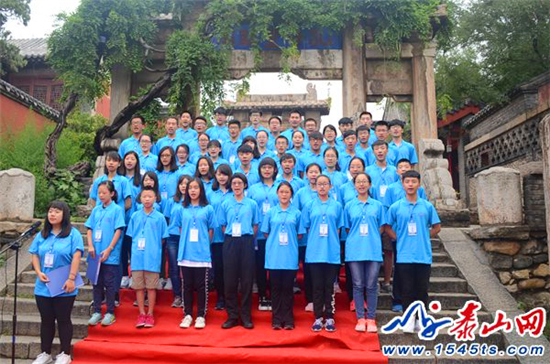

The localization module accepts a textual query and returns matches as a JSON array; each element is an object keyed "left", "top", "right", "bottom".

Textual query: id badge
[
  {"left": 94, "top": 229, "right": 102, "bottom": 242},
  {"left": 232, "top": 222, "right": 242, "bottom": 237},
  {"left": 140, "top": 168, "right": 146, "bottom": 176},
  {"left": 190, "top": 228, "right": 199, "bottom": 242},
  {"left": 137, "top": 237, "right": 146, "bottom": 250},
  {"left": 360, "top": 223, "right": 369, "bottom": 236},
  {"left": 44, "top": 253, "right": 54, "bottom": 268},
  {"left": 408, "top": 222, "right": 417, "bottom": 236},
  {"left": 319, "top": 223, "right": 328, "bottom": 237},
  {"left": 262, "top": 202, "right": 270, "bottom": 214},
  {"left": 380, "top": 185, "right": 388, "bottom": 197},
  {"left": 279, "top": 231, "right": 289, "bottom": 246},
  {"left": 161, "top": 191, "right": 168, "bottom": 200}
]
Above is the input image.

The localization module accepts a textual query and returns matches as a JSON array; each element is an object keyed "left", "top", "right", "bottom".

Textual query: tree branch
[
  {"left": 93, "top": 69, "right": 175, "bottom": 154},
  {"left": 44, "top": 92, "right": 78, "bottom": 176},
  {"left": 139, "top": 38, "right": 165, "bottom": 53}
]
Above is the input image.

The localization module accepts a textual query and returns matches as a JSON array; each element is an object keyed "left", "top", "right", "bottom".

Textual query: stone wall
[
  {"left": 468, "top": 226, "right": 549, "bottom": 304},
  {"left": 523, "top": 173, "right": 547, "bottom": 233}
]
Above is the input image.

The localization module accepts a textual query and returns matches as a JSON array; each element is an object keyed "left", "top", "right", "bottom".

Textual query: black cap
[
  {"left": 389, "top": 119, "right": 406, "bottom": 128},
  {"left": 214, "top": 107, "right": 228, "bottom": 115}
]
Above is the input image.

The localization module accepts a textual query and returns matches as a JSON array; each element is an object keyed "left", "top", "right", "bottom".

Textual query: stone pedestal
[
  {"left": 0, "top": 169, "right": 35, "bottom": 222},
  {"left": 475, "top": 167, "right": 523, "bottom": 226},
  {"left": 540, "top": 113, "right": 550, "bottom": 264}
]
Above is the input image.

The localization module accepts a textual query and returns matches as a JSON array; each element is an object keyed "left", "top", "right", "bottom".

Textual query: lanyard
[
  {"left": 96, "top": 204, "right": 109, "bottom": 228},
  {"left": 48, "top": 234, "right": 59, "bottom": 253},
  {"left": 408, "top": 202, "right": 418, "bottom": 222},
  {"left": 360, "top": 200, "right": 370, "bottom": 222},
  {"left": 160, "top": 172, "right": 169, "bottom": 192},
  {"left": 233, "top": 202, "right": 243, "bottom": 222},
  {"left": 189, "top": 205, "right": 200, "bottom": 226}
]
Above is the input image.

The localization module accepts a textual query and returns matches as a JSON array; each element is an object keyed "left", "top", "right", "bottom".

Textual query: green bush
[
  {"left": 0, "top": 123, "right": 88, "bottom": 217},
  {"left": 61, "top": 111, "right": 108, "bottom": 165}
]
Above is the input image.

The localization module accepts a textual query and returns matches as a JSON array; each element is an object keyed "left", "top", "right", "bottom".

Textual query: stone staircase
[{"left": 0, "top": 227, "right": 518, "bottom": 362}]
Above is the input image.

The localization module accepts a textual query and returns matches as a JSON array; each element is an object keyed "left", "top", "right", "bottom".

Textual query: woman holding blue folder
[{"left": 29, "top": 200, "right": 84, "bottom": 364}]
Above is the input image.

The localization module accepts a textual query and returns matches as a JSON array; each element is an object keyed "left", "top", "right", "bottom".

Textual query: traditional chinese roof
[
  {"left": 437, "top": 102, "right": 482, "bottom": 129},
  {"left": 0, "top": 78, "right": 60, "bottom": 122},
  {"left": 226, "top": 99, "right": 330, "bottom": 115},
  {"left": 463, "top": 71, "right": 550, "bottom": 130},
  {"left": 8, "top": 38, "right": 48, "bottom": 61}
]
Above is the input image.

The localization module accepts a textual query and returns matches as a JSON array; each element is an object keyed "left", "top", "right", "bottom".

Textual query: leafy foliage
[
  {"left": 435, "top": 0, "right": 550, "bottom": 114},
  {"left": 61, "top": 111, "right": 108, "bottom": 164},
  {"left": 49, "top": 169, "right": 87, "bottom": 212},
  {"left": 0, "top": 0, "right": 30, "bottom": 76},
  {"left": 198, "top": 0, "right": 448, "bottom": 71},
  {"left": 47, "top": 0, "right": 169, "bottom": 103},
  {"left": 165, "top": 30, "right": 229, "bottom": 116},
  {"left": 0, "top": 123, "right": 87, "bottom": 216}
]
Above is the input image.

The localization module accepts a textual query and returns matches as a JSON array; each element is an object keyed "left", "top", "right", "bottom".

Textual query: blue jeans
[
  {"left": 348, "top": 261, "right": 381, "bottom": 320},
  {"left": 166, "top": 234, "right": 182, "bottom": 298},
  {"left": 93, "top": 264, "right": 118, "bottom": 314}
]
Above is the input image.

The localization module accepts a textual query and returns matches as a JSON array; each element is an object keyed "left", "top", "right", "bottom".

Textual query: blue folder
[
  {"left": 45, "top": 265, "right": 84, "bottom": 297},
  {"left": 86, "top": 254, "right": 101, "bottom": 285}
]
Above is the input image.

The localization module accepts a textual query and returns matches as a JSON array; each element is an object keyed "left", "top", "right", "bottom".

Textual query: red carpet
[{"left": 73, "top": 287, "right": 388, "bottom": 363}]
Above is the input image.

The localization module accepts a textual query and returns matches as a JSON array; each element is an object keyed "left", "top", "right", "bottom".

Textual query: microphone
[{"left": 20, "top": 221, "right": 42, "bottom": 238}]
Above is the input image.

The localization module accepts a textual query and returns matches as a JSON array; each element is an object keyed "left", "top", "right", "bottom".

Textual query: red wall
[{"left": 0, "top": 94, "right": 56, "bottom": 136}]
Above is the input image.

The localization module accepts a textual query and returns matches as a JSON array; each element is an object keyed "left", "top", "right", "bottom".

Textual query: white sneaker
[
  {"left": 156, "top": 278, "right": 165, "bottom": 290},
  {"left": 32, "top": 352, "right": 53, "bottom": 364},
  {"left": 402, "top": 318, "right": 416, "bottom": 333},
  {"left": 164, "top": 279, "right": 173, "bottom": 290},
  {"left": 55, "top": 352, "right": 71, "bottom": 364},
  {"left": 333, "top": 282, "right": 342, "bottom": 294},
  {"left": 305, "top": 302, "right": 314, "bottom": 312},
  {"left": 120, "top": 276, "right": 130, "bottom": 288},
  {"left": 195, "top": 316, "right": 206, "bottom": 329},
  {"left": 179, "top": 315, "right": 193, "bottom": 328}
]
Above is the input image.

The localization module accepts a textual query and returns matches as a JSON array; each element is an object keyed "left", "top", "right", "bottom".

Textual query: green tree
[
  {"left": 0, "top": 0, "right": 30, "bottom": 76},
  {"left": 436, "top": 0, "right": 550, "bottom": 114}
]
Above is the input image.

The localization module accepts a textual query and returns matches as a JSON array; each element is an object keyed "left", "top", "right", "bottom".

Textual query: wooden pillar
[
  {"left": 539, "top": 114, "right": 550, "bottom": 263},
  {"left": 342, "top": 26, "right": 366, "bottom": 120},
  {"left": 410, "top": 42, "right": 437, "bottom": 152}
]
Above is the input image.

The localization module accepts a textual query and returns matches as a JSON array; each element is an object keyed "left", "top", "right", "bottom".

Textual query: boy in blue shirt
[
  {"left": 222, "top": 119, "right": 243, "bottom": 165},
  {"left": 388, "top": 119, "right": 418, "bottom": 165},
  {"left": 119, "top": 115, "right": 145, "bottom": 158},
  {"left": 153, "top": 116, "right": 184, "bottom": 155},
  {"left": 241, "top": 108, "right": 269, "bottom": 139},
  {"left": 176, "top": 110, "right": 198, "bottom": 142},
  {"left": 206, "top": 106, "right": 230, "bottom": 142},
  {"left": 385, "top": 170, "right": 441, "bottom": 333},
  {"left": 126, "top": 186, "right": 169, "bottom": 329}
]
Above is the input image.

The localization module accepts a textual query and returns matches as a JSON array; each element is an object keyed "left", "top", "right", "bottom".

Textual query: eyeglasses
[
  {"left": 232, "top": 181, "right": 244, "bottom": 186},
  {"left": 355, "top": 180, "right": 369, "bottom": 185},
  {"left": 316, "top": 182, "right": 330, "bottom": 187}
]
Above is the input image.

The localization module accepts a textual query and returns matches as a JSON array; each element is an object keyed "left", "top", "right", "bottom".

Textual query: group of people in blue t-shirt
[{"left": 29, "top": 106, "right": 441, "bottom": 363}]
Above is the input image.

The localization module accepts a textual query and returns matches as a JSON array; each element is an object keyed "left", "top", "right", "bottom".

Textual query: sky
[{"left": 5, "top": 0, "right": 385, "bottom": 128}]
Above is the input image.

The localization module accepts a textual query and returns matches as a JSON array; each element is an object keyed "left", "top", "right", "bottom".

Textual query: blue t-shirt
[
  {"left": 299, "top": 197, "right": 343, "bottom": 264},
  {"left": 126, "top": 209, "right": 169, "bottom": 272},
  {"left": 164, "top": 198, "right": 184, "bottom": 236},
  {"left": 241, "top": 125, "right": 269, "bottom": 139},
  {"left": 207, "top": 189, "right": 233, "bottom": 243},
  {"left": 233, "top": 166, "right": 260, "bottom": 187},
  {"left": 211, "top": 157, "right": 231, "bottom": 171},
  {"left": 338, "top": 150, "right": 366, "bottom": 173},
  {"left": 386, "top": 198, "right": 441, "bottom": 264},
  {"left": 155, "top": 169, "right": 180, "bottom": 201},
  {"left": 344, "top": 197, "right": 385, "bottom": 262},
  {"left": 189, "top": 151, "right": 209, "bottom": 165},
  {"left": 176, "top": 204, "right": 216, "bottom": 263},
  {"left": 338, "top": 181, "right": 358, "bottom": 206},
  {"left": 298, "top": 150, "right": 326, "bottom": 175},
  {"left": 218, "top": 196, "right": 260, "bottom": 236},
  {"left": 261, "top": 205, "right": 301, "bottom": 270},
  {"left": 85, "top": 202, "right": 126, "bottom": 265},
  {"left": 323, "top": 169, "right": 348, "bottom": 197},
  {"left": 292, "top": 185, "right": 317, "bottom": 247},
  {"left": 176, "top": 128, "right": 198, "bottom": 142},
  {"left": 206, "top": 125, "right": 230, "bottom": 142},
  {"left": 364, "top": 147, "right": 398, "bottom": 167},
  {"left": 258, "top": 149, "right": 277, "bottom": 162},
  {"left": 153, "top": 135, "right": 185, "bottom": 155},
  {"left": 177, "top": 162, "right": 196, "bottom": 177},
  {"left": 124, "top": 175, "right": 141, "bottom": 223},
  {"left": 90, "top": 174, "right": 131, "bottom": 212},
  {"left": 247, "top": 182, "right": 279, "bottom": 227},
  {"left": 281, "top": 127, "right": 309, "bottom": 150},
  {"left": 365, "top": 163, "right": 400, "bottom": 201},
  {"left": 118, "top": 136, "right": 141, "bottom": 159},
  {"left": 139, "top": 153, "right": 158, "bottom": 175},
  {"left": 29, "top": 227, "right": 85, "bottom": 297},
  {"left": 221, "top": 138, "right": 242, "bottom": 166},
  {"left": 274, "top": 176, "right": 305, "bottom": 195},
  {"left": 389, "top": 140, "right": 418, "bottom": 165},
  {"left": 383, "top": 181, "right": 427, "bottom": 208},
  {"left": 288, "top": 149, "right": 308, "bottom": 173}
]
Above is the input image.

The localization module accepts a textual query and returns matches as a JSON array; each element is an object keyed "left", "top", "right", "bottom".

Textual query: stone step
[
  {"left": 0, "top": 315, "right": 88, "bottom": 339},
  {"left": 19, "top": 270, "right": 89, "bottom": 284},
  {"left": 432, "top": 252, "right": 451, "bottom": 263},
  {"left": 379, "top": 263, "right": 458, "bottom": 278},
  {"left": 0, "top": 335, "right": 79, "bottom": 360},
  {"left": 0, "top": 297, "right": 91, "bottom": 318}
]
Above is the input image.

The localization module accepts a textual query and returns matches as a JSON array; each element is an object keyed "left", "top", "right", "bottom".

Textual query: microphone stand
[{"left": 0, "top": 228, "right": 38, "bottom": 364}]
